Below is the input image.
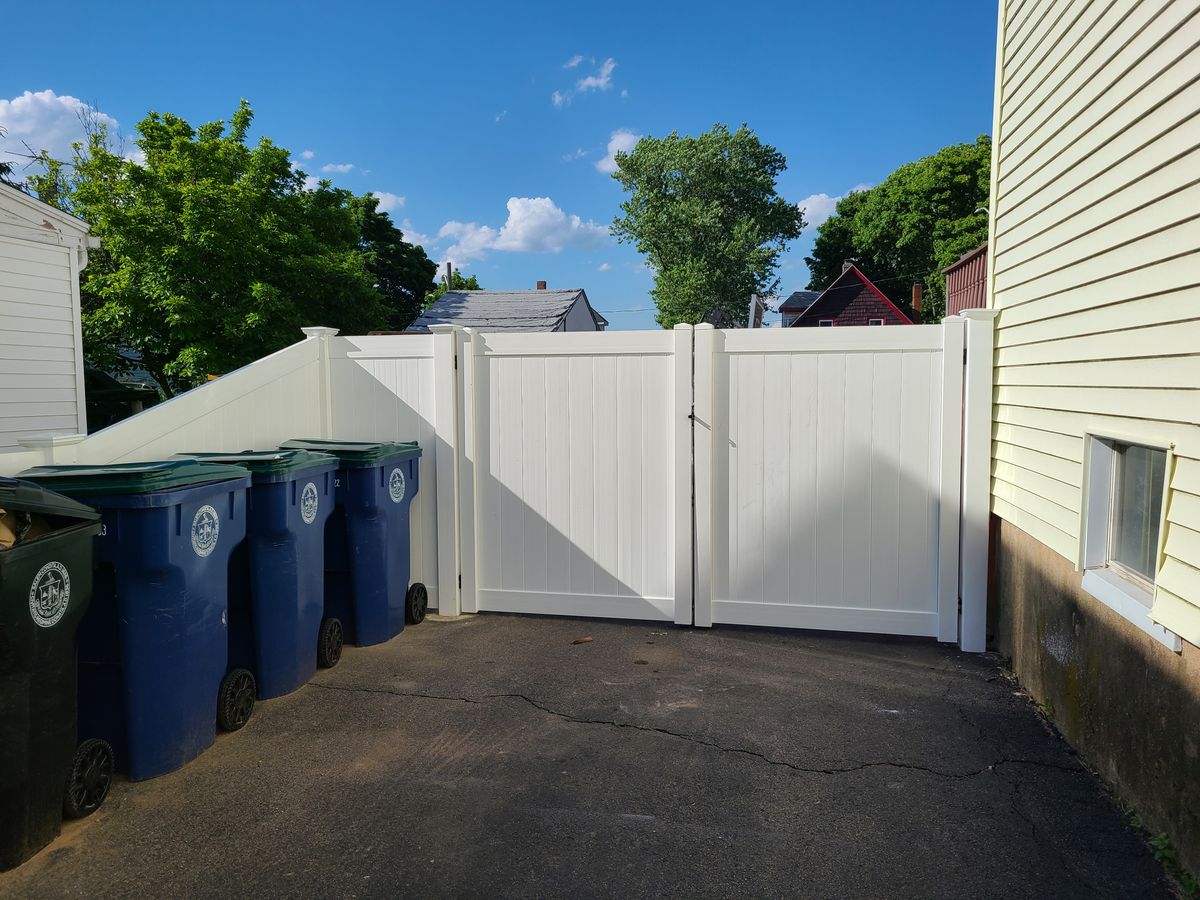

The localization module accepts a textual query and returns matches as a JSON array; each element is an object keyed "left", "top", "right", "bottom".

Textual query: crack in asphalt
[{"left": 310, "top": 680, "right": 1084, "bottom": 780}]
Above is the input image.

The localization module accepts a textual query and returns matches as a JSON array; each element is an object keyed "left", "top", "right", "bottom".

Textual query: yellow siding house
[{"left": 987, "top": 0, "right": 1200, "bottom": 872}]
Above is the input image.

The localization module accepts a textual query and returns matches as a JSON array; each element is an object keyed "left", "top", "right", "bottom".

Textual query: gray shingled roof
[
  {"left": 778, "top": 290, "right": 821, "bottom": 312},
  {"left": 408, "top": 289, "right": 602, "bottom": 333}
]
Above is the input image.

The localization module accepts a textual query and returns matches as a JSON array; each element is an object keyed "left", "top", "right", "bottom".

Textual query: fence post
[
  {"left": 17, "top": 433, "right": 86, "bottom": 466},
  {"left": 673, "top": 324, "right": 695, "bottom": 625},
  {"left": 959, "top": 309, "right": 998, "bottom": 652},
  {"left": 457, "top": 328, "right": 480, "bottom": 614},
  {"left": 937, "top": 317, "right": 967, "bottom": 644},
  {"left": 692, "top": 324, "right": 715, "bottom": 628},
  {"left": 300, "top": 326, "right": 339, "bottom": 439},
  {"left": 429, "top": 325, "right": 462, "bottom": 617}
]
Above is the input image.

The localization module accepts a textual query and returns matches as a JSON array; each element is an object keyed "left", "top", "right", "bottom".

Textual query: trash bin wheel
[
  {"left": 217, "top": 668, "right": 256, "bottom": 732},
  {"left": 318, "top": 617, "right": 343, "bottom": 669},
  {"left": 63, "top": 738, "right": 114, "bottom": 819},
  {"left": 406, "top": 582, "right": 429, "bottom": 625}
]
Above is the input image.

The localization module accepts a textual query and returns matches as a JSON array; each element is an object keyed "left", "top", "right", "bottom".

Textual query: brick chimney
[
  {"left": 911, "top": 282, "right": 923, "bottom": 319},
  {"left": 536, "top": 280, "right": 547, "bottom": 290}
]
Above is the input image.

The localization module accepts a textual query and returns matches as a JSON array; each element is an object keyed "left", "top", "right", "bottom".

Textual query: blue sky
[{"left": 2, "top": 1, "right": 997, "bottom": 330}]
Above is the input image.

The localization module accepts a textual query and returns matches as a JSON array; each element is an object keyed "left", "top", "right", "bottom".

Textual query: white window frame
[
  {"left": 818, "top": 319, "right": 834, "bottom": 327},
  {"left": 1080, "top": 432, "right": 1180, "bottom": 651},
  {"left": 868, "top": 318, "right": 885, "bottom": 326}
]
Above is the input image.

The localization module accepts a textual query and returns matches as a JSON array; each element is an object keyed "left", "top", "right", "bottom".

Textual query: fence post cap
[
  {"left": 301, "top": 326, "right": 341, "bottom": 339},
  {"left": 17, "top": 433, "right": 87, "bottom": 449}
]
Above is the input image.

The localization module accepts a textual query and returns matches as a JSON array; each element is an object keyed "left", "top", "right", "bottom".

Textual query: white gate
[
  {"left": 3, "top": 314, "right": 992, "bottom": 649},
  {"left": 692, "top": 322, "right": 968, "bottom": 641},
  {"left": 455, "top": 328, "right": 693, "bottom": 624}
]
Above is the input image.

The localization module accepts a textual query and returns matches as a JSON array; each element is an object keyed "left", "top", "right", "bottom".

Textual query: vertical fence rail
[
  {"left": 937, "top": 317, "right": 967, "bottom": 643},
  {"left": 672, "top": 324, "right": 695, "bottom": 625},
  {"left": 430, "top": 326, "right": 461, "bottom": 616},
  {"left": 692, "top": 324, "right": 716, "bottom": 628},
  {"left": 959, "top": 309, "right": 999, "bottom": 652}
]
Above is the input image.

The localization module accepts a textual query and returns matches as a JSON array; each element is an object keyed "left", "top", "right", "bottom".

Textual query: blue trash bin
[
  {"left": 174, "top": 450, "right": 340, "bottom": 697},
  {"left": 280, "top": 440, "right": 424, "bottom": 646},
  {"left": 20, "top": 461, "right": 251, "bottom": 782}
]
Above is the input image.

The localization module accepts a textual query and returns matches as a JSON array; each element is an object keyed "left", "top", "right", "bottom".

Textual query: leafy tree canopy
[
  {"left": 610, "top": 124, "right": 805, "bottom": 328},
  {"left": 804, "top": 135, "right": 991, "bottom": 321},
  {"left": 350, "top": 193, "right": 438, "bottom": 331},
  {"left": 425, "top": 269, "right": 483, "bottom": 307},
  {"left": 27, "top": 101, "right": 402, "bottom": 394}
]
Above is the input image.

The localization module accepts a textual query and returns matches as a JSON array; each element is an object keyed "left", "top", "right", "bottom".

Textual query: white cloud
[
  {"left": 124, "top": 148, "right": 146, "bottom": 166},
  {"left": 597, "top": 262, "right": 612, "bottom": 271},
  {"left": 563, "top": 54, "right": 586, "bottom": 69},
  {"left": 596, "top": 128, "right": 640, "bottom": 174},
  {"left": 562, "top": 147, "right": 588, "bottom": 162},
  {"left": 321, "top": 162, "right": 354, "bottom": 173},
  {"left": 577, "top": 57, "right": 616, "bottom": 94},
  {"left": 620, "top": 89, "right": 629, "bottom": 99},
  {"left": 495, "top": 110, "right": 508, "bottom": 123},
  {"left": 0, "top": 90, "right": 120, "bottom": 164},
  {"left": 796, "top": 183, "right": 871, "bottom": 231},
  {"left": 552, "top": 57, "right": 618, "bottom": 107},
  {"left": 298, "top": 149, "right": 315, "bottom": 160},
  {"left": 398, "top": 218, "right": 432, "bottom": 248},
  {"left": 302, "top": 175, "right": 321, "bottom": 191},
  {"left": 437, "top": 220, "right": 499, "bottom": 264},
  {"left": 370, "top": 191, "right": 405, "bottom": 213},
  {"left": 437, "top": 196, "right": 609, "bottom": 262}
]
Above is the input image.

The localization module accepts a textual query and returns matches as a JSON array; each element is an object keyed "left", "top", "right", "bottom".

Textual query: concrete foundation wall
[{"left": 993, "top": 516, "right": 1200, "bottom": 873}]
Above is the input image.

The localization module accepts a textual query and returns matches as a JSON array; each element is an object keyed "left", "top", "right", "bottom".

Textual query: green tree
[
  {"left": 611, "top": 124, "right": 805, "bottom": 328},
  {"left": 351, "top": 194, "right": 437, "bottom": 330},
  {"left": 29, "top": 101, "right": 386, "bottom": 394},
  {"left": 805, "top": 136, "right": 991, "bottom": 321},
  {"left": 425, "top": 270, "right": 483, "bottom": 307}
]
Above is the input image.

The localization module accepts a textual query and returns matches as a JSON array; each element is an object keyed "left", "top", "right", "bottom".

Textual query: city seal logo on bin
[
  {"left": 29, "top": 561, "right": 70, "bottom": 628},
  {"left": 300, "top": 481, "right": 319, "bottom": 525},
  {"left": 388, "top": 467, "right": 406, "bottom": 504},
  {"left": 191, "top": 505, "right": 220, "bottom": 558}
]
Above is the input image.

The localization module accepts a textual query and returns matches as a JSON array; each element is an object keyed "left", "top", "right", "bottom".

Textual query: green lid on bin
[
  {"left": 280, "top": 439, "right": 421, "bottom": 464},
  {"left": 0, "top": 476, "right": 100, "bottom": 521},
  {"left": 20, "top": 459, "right": 251, "bottom": 497},
  {"left": 172, "top": 449, "right": 339, "bottom": 476}
]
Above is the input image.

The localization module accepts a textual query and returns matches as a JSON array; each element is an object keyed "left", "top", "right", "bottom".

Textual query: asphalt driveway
[{"left": 0, "top": 614, "right": 1173, "bottom": 898}]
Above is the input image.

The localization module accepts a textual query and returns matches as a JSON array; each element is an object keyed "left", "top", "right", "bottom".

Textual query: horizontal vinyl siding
[
  {"left": 0, "top": 236, "right": 80, "bottom": 448},
  {"left": 990, "top": 0, "right": 1200, "bottom": 638}
]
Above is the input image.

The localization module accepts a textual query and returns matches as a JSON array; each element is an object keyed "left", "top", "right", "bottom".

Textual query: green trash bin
[{"left": 0, "top": 477, "right": 107, "bottom": 871}]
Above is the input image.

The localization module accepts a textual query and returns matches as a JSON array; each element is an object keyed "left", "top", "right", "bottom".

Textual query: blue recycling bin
[
  {"left": 280, "top": 440, "right": 424, "bottom": 646},
  {"left": 174, "top": 450, "right": 340, "bottom": 698},
  {"left": 20, "top": 461, "right": 251, "bottom": 782}
]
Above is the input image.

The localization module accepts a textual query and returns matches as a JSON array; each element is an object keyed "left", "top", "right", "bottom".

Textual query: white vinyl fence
[
  {"left": 694, "top": 323, "right": 964, "bottom": 640},
  {"left": 454, "top": 327, "right": 693, "bottom": 624},
  {"left": 0, "top": 315, "right": 994, "bottom": 650}
]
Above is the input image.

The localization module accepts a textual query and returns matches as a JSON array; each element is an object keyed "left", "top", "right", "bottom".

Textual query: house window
[
  {"left": 868, "top": 318, "right": 884, "bottom": 326},
  {"left": 1110, "top": 442, "right": 1167, "bottom": 586},
  {"left": 1081, "top": 435, "right": 1179, "bottom": 651},
  {"left": 818, "top": 319, "right": 834, "bottom": 327}
]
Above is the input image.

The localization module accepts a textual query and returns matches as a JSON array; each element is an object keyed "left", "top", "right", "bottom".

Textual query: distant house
[
  {"left": 778, "top": 290, "right": 820, "bottom": 328},
  {"left": 0, "top": 183, "right": 94, "bottom": 448},
  {"left": 943, "top": 243, "right": 988, "bottom": 316},
  {"left": 408, "top": 282, "right": 608, "bottom": 333},
  {"left": 789, "top": 263, "right": 913, "bottom": 327}
]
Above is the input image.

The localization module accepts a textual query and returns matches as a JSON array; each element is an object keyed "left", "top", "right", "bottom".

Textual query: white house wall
[
  {"left": 988, "top": 0, "right": 1200, "bottom": 637},
  {"left": 0, "top": 234, "right": 83, "bottom": 447}
]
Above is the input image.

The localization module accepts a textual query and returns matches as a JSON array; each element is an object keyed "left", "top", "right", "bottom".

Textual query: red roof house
[
  {"left": 943, "top": 243, "right": 989, "bottom": 316},
  {"left": 790, "top": 263, "right": 913, "bottom": 327}
]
